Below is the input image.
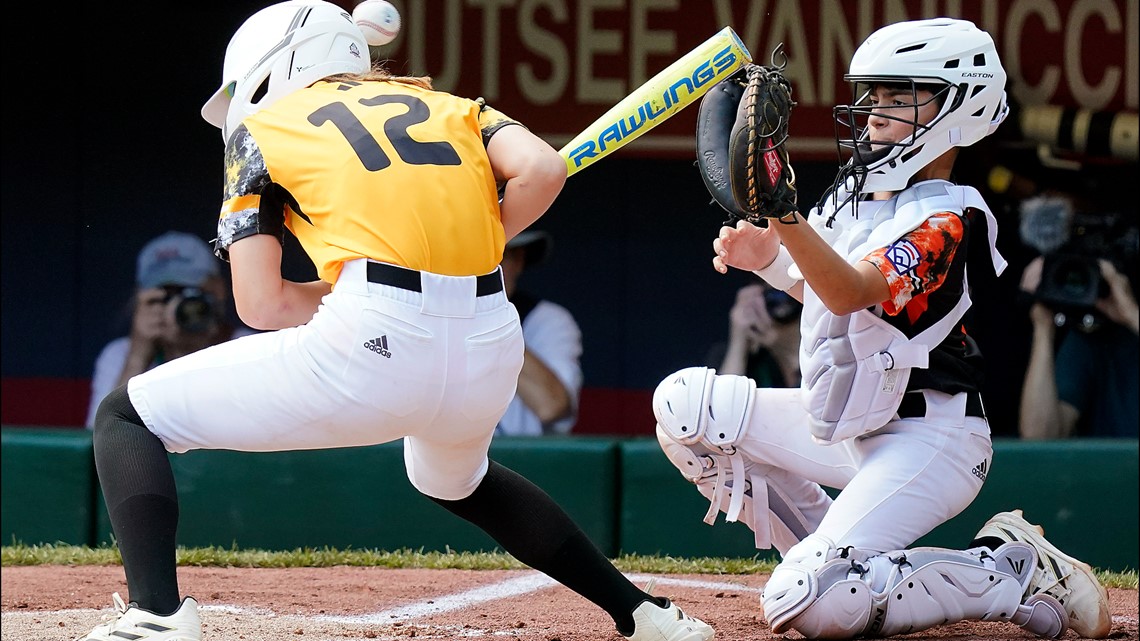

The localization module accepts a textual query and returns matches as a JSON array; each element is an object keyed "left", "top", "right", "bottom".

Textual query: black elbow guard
[
  {"left": 213, "top": 201, "right": 285, "bottom": 262},
  {"left": 212, "top": 126, "right": 288, "bottom": 262}
]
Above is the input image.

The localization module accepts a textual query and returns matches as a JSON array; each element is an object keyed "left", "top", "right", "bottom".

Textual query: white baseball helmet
[
  {"left": 835, "top": 18, "right": 1009, "bottom": 194},
  {"left": 201, "top": 0, "right": 370, "bottom": 142}
]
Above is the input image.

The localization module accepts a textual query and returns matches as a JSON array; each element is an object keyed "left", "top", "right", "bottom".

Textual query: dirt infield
[{"left": 2, "top": 565, "right": 1136, "bottom": 640}]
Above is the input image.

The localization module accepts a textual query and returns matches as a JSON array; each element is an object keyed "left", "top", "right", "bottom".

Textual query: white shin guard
[
  {"left": 654, "top": 367, "right": 826, "bottom": 554},
  {"left": 762, "top": 538, "right": 1069, "bottom": 639}
]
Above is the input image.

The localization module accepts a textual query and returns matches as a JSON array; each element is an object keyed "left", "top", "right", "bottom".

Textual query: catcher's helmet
[
  {"left": 834, "top": 18, "right": 1008, "bottom": 194},
  {"left": 201, "top": 0, "right": 369, "bottom": 143}
]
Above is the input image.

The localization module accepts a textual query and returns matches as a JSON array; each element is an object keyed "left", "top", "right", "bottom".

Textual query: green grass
[
  {"left": 2, "top": 543, "right": 1136, "bottom": 590},
  {"left": 0, "top": 543, "right": 774, "bottom": 575}
]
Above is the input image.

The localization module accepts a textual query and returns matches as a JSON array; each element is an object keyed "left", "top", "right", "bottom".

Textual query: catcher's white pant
[
  {"left": 656, "top": 372, "right": 1059, "bottom": 639},
  {"left": 657, "top": 375, "right": 993, "bottom": 554},
  {"left": 127, "top": 259, "right": 523, "bottom": 500},
  {"left": 771, "top": 385, "right": 993, "bottom": 552}
]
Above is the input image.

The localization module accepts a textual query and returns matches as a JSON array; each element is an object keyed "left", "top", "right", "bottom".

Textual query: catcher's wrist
[{"left": 753, "top": 246, "right": 797, "bottom": 291}]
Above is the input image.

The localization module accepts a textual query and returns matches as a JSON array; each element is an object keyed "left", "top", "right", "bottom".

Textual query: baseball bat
[{"left": 559, "top": 26, "right": 752, "bottom": 177}]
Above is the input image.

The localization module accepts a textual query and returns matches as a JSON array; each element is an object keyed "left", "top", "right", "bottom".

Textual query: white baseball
[{"left": 353, "top": 0, "right": 401, "bottom": 47}]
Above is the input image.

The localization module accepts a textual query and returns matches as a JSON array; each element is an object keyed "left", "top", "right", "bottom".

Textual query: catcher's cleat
[
  {"left": 990, "top": 541, "right": 1069, "bottom": 638},
  {"left": 624, "top": 579, "right": 714, "bottom": 641},
  {"left": 976, "top": 509, "right": 1111, "bottom": 638},
  {"left": 77, "top": 592, "right": 201, "bottom": 641}
]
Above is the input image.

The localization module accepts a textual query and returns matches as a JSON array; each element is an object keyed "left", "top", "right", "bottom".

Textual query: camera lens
[
  {"left": 1056, "top": 260, "right": 1093, "bottom": 294},
  {"left": 1037, "top": 254, "right": 1101, "bottom": 309},
  {"left": 164, "top": 287, "right": 216, "bottom": 333}
]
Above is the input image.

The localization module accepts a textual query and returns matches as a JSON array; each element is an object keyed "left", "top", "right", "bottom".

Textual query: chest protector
[{"left": 797, "top": 180, "right": 1006, "bottom": 444}]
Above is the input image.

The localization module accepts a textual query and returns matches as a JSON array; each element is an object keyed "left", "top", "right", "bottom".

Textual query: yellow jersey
[{"left": 216, "top": 79, "right": 519, "bottom": 283}]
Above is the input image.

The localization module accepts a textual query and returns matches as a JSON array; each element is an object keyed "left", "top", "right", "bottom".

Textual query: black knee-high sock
[
  {"left": 429, "top": 460, "right": 660, "bottom": 635},
  {"left": 92, "top": 385, "right": 181, "bottom": 615}
]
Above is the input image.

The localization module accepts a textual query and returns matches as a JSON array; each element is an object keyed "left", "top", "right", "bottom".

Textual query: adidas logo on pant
[
  {"left": 971, "top": 459, "right": 988, "bottom": 482},
  {"left": 364, "top": 336, "right": 392, "bottom": 358}
]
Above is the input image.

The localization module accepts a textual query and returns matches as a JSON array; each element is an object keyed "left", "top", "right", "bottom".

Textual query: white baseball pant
[
  {"left": 127, "top": 258, "right": 523, "bottom": 500},
  {"left": 736, "top": 386, "right": 993, "bottom": 552}
]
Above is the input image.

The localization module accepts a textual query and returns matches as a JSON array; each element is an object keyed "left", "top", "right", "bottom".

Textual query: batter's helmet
[{"left": 201, "top": 0, "right": 370, "bottom": 143}]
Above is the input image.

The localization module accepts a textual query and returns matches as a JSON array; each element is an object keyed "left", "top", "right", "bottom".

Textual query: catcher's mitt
[{"left": 696, "top": 45, "right": 798, "bottom": 225}]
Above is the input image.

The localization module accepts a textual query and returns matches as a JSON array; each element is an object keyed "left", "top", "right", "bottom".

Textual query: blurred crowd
[{"left": 952, "top": 121, "right": 1138, "bottom": 438}]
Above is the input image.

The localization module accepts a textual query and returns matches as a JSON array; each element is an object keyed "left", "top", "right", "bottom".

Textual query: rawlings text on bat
[{"left": 560, "top": 26, "right": 752, "bottom": 176}]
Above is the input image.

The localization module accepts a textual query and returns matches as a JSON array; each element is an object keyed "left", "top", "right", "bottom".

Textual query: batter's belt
[{"left": 366, "top": 261, "right": 504, "bottom": 297}]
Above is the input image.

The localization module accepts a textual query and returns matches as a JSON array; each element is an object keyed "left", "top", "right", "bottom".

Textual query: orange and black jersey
[
  {"left": 863, "top": 210, "right": 985, "bottom": 395},
  {"left": 214, "top": 79, "right": 521, "bottom": 283}
]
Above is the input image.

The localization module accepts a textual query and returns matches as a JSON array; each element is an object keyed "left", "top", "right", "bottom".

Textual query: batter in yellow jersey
[
  {"left": 218, "top": 79, "right": 519, "bottom": 283},
  {"left": 80, "top": 3, "right": 715, "bottom": 641}
]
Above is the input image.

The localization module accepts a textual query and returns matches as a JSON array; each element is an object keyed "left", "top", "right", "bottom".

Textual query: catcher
[{"left": 656, "top": 18, "right": 1113, "bottom": 639}]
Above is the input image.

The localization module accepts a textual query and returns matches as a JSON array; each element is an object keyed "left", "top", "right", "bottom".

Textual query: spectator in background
[
  {"left": 705, "top": 280, "right": 801, "bottom": 388},
  {"left": 496, "top": 230, "right": 583, "bottom": 436},
  {"left": 1018, "top": 254, "right": 1139, "bottom": 438},
  {"left": 85, "top": 231, "right": 253, "bottom": 427}
]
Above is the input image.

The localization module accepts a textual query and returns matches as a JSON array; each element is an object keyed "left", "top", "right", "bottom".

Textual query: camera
[
  {"left": 162, "top": 286, "right": 218, "bottom": 333},
  {"left": 1037, "top": 252, "right": 1106, "bottom": 310},
  {"left": 1019, "top": 195, "right": 1138, "bottom": 329}
]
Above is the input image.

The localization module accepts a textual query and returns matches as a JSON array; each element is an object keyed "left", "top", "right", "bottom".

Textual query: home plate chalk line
[{"left": 317, "top": 572, "right": 762, "bottom": 624}]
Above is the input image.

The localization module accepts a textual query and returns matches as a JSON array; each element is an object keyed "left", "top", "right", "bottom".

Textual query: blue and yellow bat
[{"left": 559, "top": 26, "right": 752, "bottom": 176}]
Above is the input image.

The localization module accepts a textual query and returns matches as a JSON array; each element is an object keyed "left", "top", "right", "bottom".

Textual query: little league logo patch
[{"left": 885, "top": 239, "right": 921, "bottom": 276}]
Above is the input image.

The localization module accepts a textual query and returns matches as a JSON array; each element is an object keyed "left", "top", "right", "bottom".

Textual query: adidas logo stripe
[
  {"left": 971, "top": 459, "right": 988, "bottom": 482},
  {"left": 363, "top": 335, "right": 392, "bottom": 358}
]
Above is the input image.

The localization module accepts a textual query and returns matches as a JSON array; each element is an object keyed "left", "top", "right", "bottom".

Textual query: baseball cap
[
  {"left": 136, "top": 231, "right": 220, "bottom": 289},
  {"left": 505, "top": 230, "right": 552, "bottom": 268}
]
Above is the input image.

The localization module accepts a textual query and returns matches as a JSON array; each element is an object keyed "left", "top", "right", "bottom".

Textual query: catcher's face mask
[
  {"left": 833, "top": 79, "right": 953, "bottom": 173},
  {"left": 829, "top": 17, "right": 1009, "bottom": 196}
]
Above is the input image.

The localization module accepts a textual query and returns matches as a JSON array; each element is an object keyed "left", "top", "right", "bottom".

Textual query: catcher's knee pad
[
  {"left": 653, "top": 368, "right": 766, "bottom": 541},
  {"left": 654, "top": 369, "right": 826, "bottom": 555},
  {"left": 770, "top": 541, "right": 1067, "bottom": 639},
  {"left": 653, "top": 367, "right": 755, "bottom": 451},
  {"left": 653, "top": 366, "right": 754, "bottom": 522}
]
